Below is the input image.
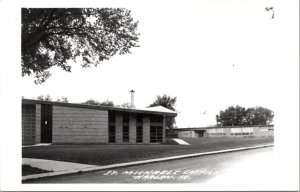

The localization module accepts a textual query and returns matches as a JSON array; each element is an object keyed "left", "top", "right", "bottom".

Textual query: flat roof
[
  {"left": 174, "top": 125, "right": 274, "bottom": 131},
  {"left": 22, "top": 99, "right": 177, "bottom": 117}
]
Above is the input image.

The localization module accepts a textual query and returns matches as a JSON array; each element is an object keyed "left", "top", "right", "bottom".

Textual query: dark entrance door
[
  {"left": 41, "top": 104, "right": 52, "bottom": 143},
  {"left": 198, "top": 130, "right": 204, "bottom": 138}
]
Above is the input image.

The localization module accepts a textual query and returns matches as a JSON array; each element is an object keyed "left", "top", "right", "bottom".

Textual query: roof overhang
[
  {"left": 22, "top": 99, "right": 177, "bottom": 117},
  {"left": 173, "top": 125, "right": 274, "bottom": 131}
]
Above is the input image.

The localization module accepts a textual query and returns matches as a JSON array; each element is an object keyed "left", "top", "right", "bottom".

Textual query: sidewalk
[
  {"left": 23, "top": 158, "right": 98, "bottom": 172},
  {"left": 22, "top": 143, "right": 273, "bottom": 181}
]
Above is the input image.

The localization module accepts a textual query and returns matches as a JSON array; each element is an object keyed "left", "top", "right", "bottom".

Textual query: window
[
  {"left": 150, "top": 115, "right": 163, "bottom": 143},
  {"left": 136, "top": 126, "right": 143, "bottom": 143},
  {"left": 150, "top": 115, "right": 163, "bottom": 123},
  {"left": 150, "top": 126, "right": 163, "bottom": 143},
  {"left": 123, "top": 113, "right": 129, "bottom": 123},
  {"left": 108, "top": 111, "right": 116, "bottom": 143},
  {"left": 108, "top": 111, "right": 115, "bottom": 122},
  {"left": 150, "top": 126, "right": 156, "bottom": 143},
  {"left": 122, "top": 113, "right": 130, "bottom": 142},
  {"left": 109, "top": 126, "right": 115, "bottom": 143},
  {"left": 137, "top": 114, "right": 143, "bottom": 123},
  {"left": 123, "top": 126, "right": 129, "bottom": 142}
]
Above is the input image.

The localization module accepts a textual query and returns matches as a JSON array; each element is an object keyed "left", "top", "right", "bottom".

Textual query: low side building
[
  {"left": 22, "top": 99, "right": 177, "bottom": 145},
  {"left": 171, "top": 125, "right": 274, "bottom": 139}
]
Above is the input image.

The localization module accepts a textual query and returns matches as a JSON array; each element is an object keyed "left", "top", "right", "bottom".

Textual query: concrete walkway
[
  {"left": 172, "top": 138, "right": 190, "bottom": 145},
  {"left": 22, "top": 143, "right": 52, "bottom": 148},
  {"left": 23, "top": 158, "right": 98, "bottom": 172}
]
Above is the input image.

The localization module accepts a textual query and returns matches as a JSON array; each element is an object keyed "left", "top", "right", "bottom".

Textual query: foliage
[
  {"left": 149, "top": 95, "right": 177, "bottom": 111},
  {"left": 22, "top": 8, "right": 140, "bottom": 84},
  {"left": 216, "top": 105, "right": 247, "bottom": 126},
  {"left": 216, "top": 105, "right": 274, "bottom": 126},
  {"left": 56, "top": 96, "right": 69, "bottom": 103},
  {"left": 245, "top": 107, "right": 274, "bottom": 126},
  {"left": 36, "top": 95, "right": 69, "bottom": 103},
  {"left": 149, "top": 95, "right": 177, "bottom": 129},
  {"left": 99, "top": 100, "right": 115, "bottom": 107},
  {"left": 116, "top": 102, "right": 131, "bottom": 108},
  {"left": 36, "top": 94, "right": 52, "bottom": 101},
  {"left": 82, "top": 99, "right": 100, "bottom": 105},
  {"left": 82, "top": 99, "right": 114, "bottom": 107}
]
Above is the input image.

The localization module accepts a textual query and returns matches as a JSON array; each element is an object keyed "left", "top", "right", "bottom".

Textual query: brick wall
[
  {"left": 253, "top": 127, "right": 274, "bottom": 137},
  {"left": 115, "top": 112, "right": 123, "bottom": 143},
  {"left": 22, "top": 104, "right": 36, "bottom": 145},
  {"left": 178, "top": 131, "right": 197, "bottom": 138},
  {"left": 143, "top": 116, "right": 150, "bottom": 143},
  {"left": 129, "top": 114, "right": 137, "bottom": 143},
  {"left": 176, "top": 125, "right": 274, "bottom": 138},
  {"left": 52, "top": 106, "right": 108, "bottom": 143},
  {"left": 35, "top": 104, "right": 41, "bottom": 144}
]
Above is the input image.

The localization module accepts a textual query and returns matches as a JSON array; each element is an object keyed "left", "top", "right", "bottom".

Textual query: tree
[
  {"left": 36, "top": 94, "right": 52, "bottom": 101},
  {"left": 116, "top": 102, "right": 131, "bottom": 108},
  {"left": 149, "top": 95, "right": 177, "bottom": 129},
  {"left": 216, "top": 105, "right": 247, "bottom": 126},
  {"left": 22, "top": 8, "right": 140, "bottom": 84},
  {"left": 56, "top": 96, "right": 69, "bottom": 103},
  {"left": 82, "top": 99, "right": 100, "bottom": 105},
  {"left": 246, "top": 107, "right": 274, "bottom": 126},
  {"left": 216, "top": 106, "right": 274, "bottom": 126},
  {"left": 82, "top": 99, "right": 114, "bottom": 107},
  {"left": 99, "top": 100, "right": 114, "bottom": 107},
  {"left": 265, "top": 7, "right": 274, "bottom": 19}
]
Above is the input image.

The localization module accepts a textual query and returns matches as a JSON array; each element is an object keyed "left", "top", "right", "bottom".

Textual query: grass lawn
[
  {"left": 22, "top": 137, "right": 273, "bottom": 166},
  {"left": 22, "top": 165, "right": 52, "bottom": 176}
]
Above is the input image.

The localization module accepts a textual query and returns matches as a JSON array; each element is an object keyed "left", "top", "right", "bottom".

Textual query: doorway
[
  {"left": 198, "top": 130, "right": 205, "bottom": 138},
  {"left": 41, "top": 104, "right": 52, "bottom": 143}
]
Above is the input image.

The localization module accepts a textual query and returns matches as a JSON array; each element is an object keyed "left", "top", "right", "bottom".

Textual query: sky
[
  {"left": 20, "top": 0, "right": 280, "bottom": 127},
  {"left": 0, "top": 0, "right": 299, "bottom": 190}
]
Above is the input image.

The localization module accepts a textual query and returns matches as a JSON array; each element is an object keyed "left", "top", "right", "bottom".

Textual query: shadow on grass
[{"left": 22, "top": 164, "right": 52, "bottom": 176}]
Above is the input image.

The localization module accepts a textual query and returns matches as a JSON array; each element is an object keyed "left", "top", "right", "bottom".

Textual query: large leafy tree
[
  {"left": 149, "top": 95, "right": 177, "bottom": 129},
  {"left": 22, "top": 8, "right": 140, "bottom": 84},
  {"left": 216, "top": 105, "right": 247, "bottom": 126},
  {"left": 245, "top": 107, "right": 274, "bottom": 126},
  {"left": 216, "top": 106, "right": 274, "bottom": 126}
]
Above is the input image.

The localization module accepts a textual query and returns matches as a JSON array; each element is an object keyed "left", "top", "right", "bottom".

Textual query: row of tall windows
[{"left": 108, "top": 112, "right": 163, "bottom": 143}]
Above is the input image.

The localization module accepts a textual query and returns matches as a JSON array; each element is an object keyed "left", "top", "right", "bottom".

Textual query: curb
[{"left": 22, "top": 143, "right": 274, "bottom": 181}]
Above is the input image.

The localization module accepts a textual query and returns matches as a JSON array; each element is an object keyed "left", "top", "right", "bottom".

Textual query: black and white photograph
[{"left": 0, "top": 0, "right": 299, "bottom": 191}]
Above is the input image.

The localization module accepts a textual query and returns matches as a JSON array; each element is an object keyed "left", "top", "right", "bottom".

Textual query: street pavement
[{"left": 24, "top": 146, "right": 274, "bottom": 184}]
